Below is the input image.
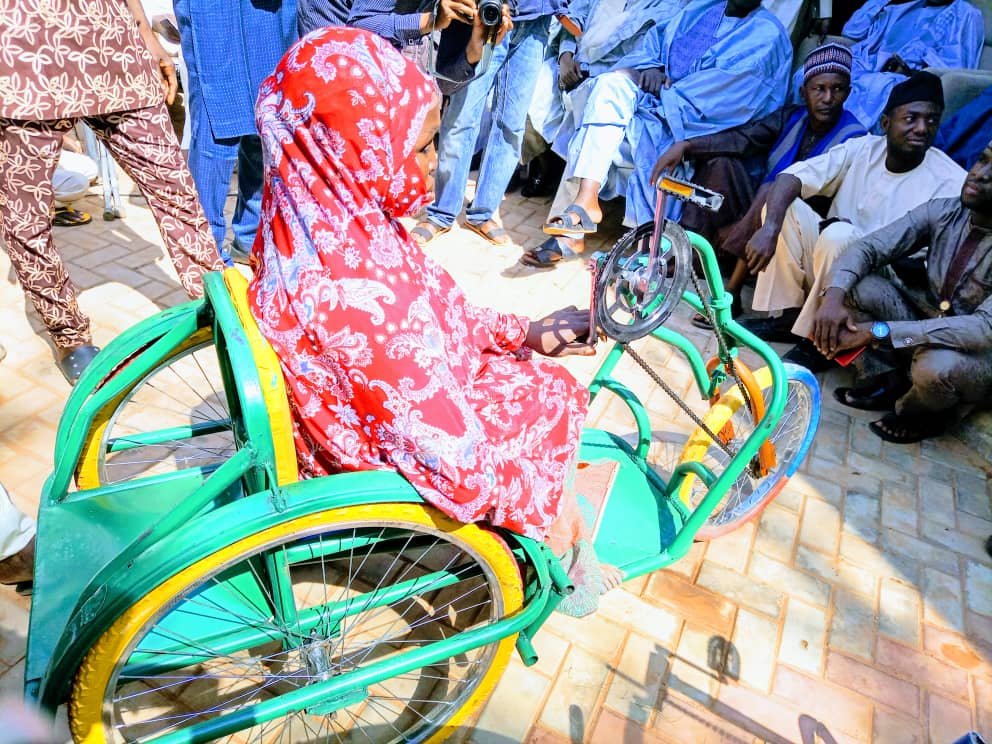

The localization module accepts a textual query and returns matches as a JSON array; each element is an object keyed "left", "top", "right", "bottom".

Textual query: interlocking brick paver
[
  {"left": 826, "top": 652, "right": 920, "bottom": 718},
  {"left": 922, "top": 567, "right": 966, "bottom": 634},
  {"left": 876, "top": 636, "right": 970, "bottom": 701},
  {"left": 645, "top": 570, "right": 736, "bottom": 637},
  {"left": 749, "top": 552, "right": 829, "bottom": 608},
  {"left": 771, "top": 666, "right": 873, "bottom": 741},
  {"left": 604, "top": 632, "right": 669, "bottom": 725},
  {"left": 2, "top": 179, "right": 991, "bottom": 742},
  {"left": 753, "top": 506, "right": 798, "bottom": 563},
  {"left": 923, "top": 624, "right": 991, "bottom": 676},
  {"left": 830, "top": 589, "right": 876, "bottom": 660},
  {"left": 474, "top": 661, "right": 551, "bottom": 742},
  {"left": 799, "top": 496, "right": 841, "bottom": 555},
  {"left": 668, "top": 624, "right": 726, "bottom": 707},
  {"left": 538, "top": 646, "right": 610, "bottom": 738},
  {"left": 873, "top": 708, "right": 924, "bottom": 744},
  {"left": 964, "top": 561, "right": 992, "bottom": 617},
  {"left": 730, "top": 609, "right": 779, "bottom": 692},
  {"left": 878, "top": 578, "right": 922, "bottom": 647},
  {"left": 778, "top": 598, "right": 827, "bottom": 675},
  {"left": 695, "top": 562, "right": 784, "bottom": 619},
  {"left": 927, "top": 692, "right": 973, "bottom": 743}
]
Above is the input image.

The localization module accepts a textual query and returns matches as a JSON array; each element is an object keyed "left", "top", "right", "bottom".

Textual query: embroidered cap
[
  {"left": 883, "top": 70, "right": 945, "bottom": 113},
  {"left": 803, "top": 42, "right": 853, "bottom": 86}
]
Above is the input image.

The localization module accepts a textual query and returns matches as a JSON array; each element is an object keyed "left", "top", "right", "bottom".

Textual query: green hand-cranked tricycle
[{"left": 24, "top": 178, "right": 819, "bottom": 743}]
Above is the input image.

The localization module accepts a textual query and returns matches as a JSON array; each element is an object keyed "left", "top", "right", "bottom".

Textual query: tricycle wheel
[
  {"left": 75, "top": 328, "right": 236, "bottom": 489},
  {"left": 675, "top": 364, "right": 819, "bottom": 539},
  {"left": 68, "top": 503, "right": 523, "bottom": 743}
]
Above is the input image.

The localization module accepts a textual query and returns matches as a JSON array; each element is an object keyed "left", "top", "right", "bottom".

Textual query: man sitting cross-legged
[
  {"left": 651, "top": 42, "right": 867, "bottom": 327},
  {"left": 520, "top": 0, "right": 792, "bottom": 269},
  {"left": 811, "top": 139, "right": 992, "bottom": 444},
  {"left": 740, "top": 71, "right": 965, "bottom": 370}
]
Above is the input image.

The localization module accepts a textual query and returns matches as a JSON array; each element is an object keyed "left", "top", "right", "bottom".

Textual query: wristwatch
[{"left": 870, "top": 321, "right": 890, "bottom": 343}]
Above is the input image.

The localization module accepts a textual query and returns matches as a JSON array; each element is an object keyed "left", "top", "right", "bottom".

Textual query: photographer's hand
[
  {"left": 426, "top": 0, "right": 476, "bottom": 31},
  {"left": 466, "top": 2, "right": 512, "bottom": 64}
]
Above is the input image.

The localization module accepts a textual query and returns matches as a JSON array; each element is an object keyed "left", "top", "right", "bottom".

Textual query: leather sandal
[
  {"left": 869, "top": 411, "right": 946, "bottom": 444},
  {"left": 57, "top": 344, "right": 101, "bottom": 385},
  {"left": 832, "top": 374, "right": 910, "bottom": 411},
  {"left": 520, "top": 236, "right": 570, "bottom": 268},
  {"left": 409, "top": 221, "right": 450, "bottom": 247},
  {"left": 543, "top": 204, "right": 598, "bottom": 236},
  {"left": 52, "top": 206, "right": 92, "bottom": 227},
  {"left": 464, "top": 219, "right": 513, "bottom": 246}
]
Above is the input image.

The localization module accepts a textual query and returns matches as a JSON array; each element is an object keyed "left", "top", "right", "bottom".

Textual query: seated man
[
  {"left": 521, "top": 0, "right": 792, "bottom": 268},
  {"left": 742, "top": 72, "right": 966, "bottom": 369},
  {"left": 651, "top": 42, "right": 867, "bottom": 324},
  {"left": 527, "top": 0, "right": 684, "bottom": 165},
  {"left": 810, "top": 139, "right": 992, "bottom": 443},
  {"left": 842, "top": 0, "right": 983, "bottom": 129}
]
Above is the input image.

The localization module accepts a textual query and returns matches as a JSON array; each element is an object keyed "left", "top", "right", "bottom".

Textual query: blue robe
[
  {"left": 935, "top": 83, "right": 992, "bottom": 169},
  {"left": 842, "top": 0, "right": 983, "bottom": 130},
  {"left": 622, "top": 0, "right": 793, "bottom": 225}
]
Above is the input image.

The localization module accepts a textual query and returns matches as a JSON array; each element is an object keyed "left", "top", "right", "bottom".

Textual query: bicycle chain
[
  {"left": 688, "top": 269, "right": 756, "bottom": 424},
  {"left": 620, "top": 342, "right": 737, "bottom": 460}
]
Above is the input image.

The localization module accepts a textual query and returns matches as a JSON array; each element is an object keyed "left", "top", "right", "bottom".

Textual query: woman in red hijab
[{"left": 248, "top": 28, "right": 599, "bottom": 562}]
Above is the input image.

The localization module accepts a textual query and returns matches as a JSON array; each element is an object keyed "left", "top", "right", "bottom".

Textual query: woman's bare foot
[{"left": 600, "top": 563, "right": 624, "bottom": 593}]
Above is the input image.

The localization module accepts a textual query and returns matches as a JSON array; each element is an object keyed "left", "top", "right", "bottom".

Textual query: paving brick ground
[{"left": 0, "top": 173, "right": 990, "bottom": 743}]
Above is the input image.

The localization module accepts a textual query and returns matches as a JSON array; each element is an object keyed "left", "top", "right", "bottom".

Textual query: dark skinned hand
[
  {"left": 638, "top": 67, "right": 668, "bottom": 97},
  {"left": 650, "top": 140, "right": 688, "bottom": 185},
  {"left": 832, "top": 323, "right": 874, "bottom": 355},
  {"left": 524, "top": 306, "right": 597, "bottom": 357},
  {"left": 558, "top": 51, "right": 585, "bottom": 92},
  {"left": 744, "top": 223, "right": 780, "bottom": 274},
  {"left": 812, "top": 290, "right": 858, "bottom": 358}
]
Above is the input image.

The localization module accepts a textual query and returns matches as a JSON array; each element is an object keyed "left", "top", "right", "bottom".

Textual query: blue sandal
[{"left": 542, "top": 204, "right": 598, "bottom": 236}]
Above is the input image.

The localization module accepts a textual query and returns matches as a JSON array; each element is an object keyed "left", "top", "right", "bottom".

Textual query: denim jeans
[{"left": 426, "top": 16, "right": 551, "bottom": 230}]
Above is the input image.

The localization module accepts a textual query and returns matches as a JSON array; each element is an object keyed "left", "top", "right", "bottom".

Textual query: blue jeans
[{"left": 426, "top": 16, "right": 550, "bottom": 230}]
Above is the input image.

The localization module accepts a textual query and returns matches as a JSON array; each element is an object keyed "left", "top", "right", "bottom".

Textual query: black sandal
[
  {"left": 833, "top": 374, "right": 910, "bottom": 411},
  {"left": 869, "top": 411, "right": 945, "bottom": 444},
  {"left": 543, "top": 204, "right": 598, "bottom": 236},
  {"left": 52, "top": 206, "right": 92, "bottom": 227},
  {"left": 520, "top": 236, "right": 570, "bottom": 268}
]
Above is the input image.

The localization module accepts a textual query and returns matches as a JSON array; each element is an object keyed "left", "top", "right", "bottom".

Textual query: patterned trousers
[{"left": 0, "top": 103, "right": 223, "bottom": 349}]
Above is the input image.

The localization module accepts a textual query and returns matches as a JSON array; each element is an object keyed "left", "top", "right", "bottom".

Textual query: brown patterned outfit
[{"left": 0, "top": 0, "right": 223, "bottom": 349}]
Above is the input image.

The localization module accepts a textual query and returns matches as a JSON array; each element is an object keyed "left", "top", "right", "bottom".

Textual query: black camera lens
[{"left": 478, "top": 0, "right": 502, "bottom": 26}]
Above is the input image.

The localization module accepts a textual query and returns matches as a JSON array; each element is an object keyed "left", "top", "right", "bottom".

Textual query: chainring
[{"left": 594, "top": 220, "right": 692, "bottom": 342}]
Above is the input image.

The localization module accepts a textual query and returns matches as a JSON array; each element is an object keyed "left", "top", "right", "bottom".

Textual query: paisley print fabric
[
  {"left": 248, "top": 28, "right": 588, "bottom": 540},
  {"left": 0, "top": 0, "right": 164, "bottom": 120}
]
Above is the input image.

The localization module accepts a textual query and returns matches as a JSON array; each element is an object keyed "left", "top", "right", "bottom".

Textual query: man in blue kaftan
[
  {"left": 174, "top": 0, "right": 297, "bottom": 264},
  {"left": 527, "top": 0, "right": 685, "bottom": 160},
  {"left": 520, "top": 0, "right": 792, "bottom": 268},
  {"left": 842, "top": 0, "right": 983, "bottom": 129}
]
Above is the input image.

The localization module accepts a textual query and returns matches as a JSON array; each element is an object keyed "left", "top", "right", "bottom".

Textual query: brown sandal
[
  {"left": 410, "top": 221, "right": 450, "bottom": 247},
  {"left": 464, "top": 219, "right": 513, "bottom": 246}
]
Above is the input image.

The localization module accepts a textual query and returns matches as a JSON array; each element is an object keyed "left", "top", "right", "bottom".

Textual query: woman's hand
[{"left": 524, "top": 306, "right": 597, "bottom": 357}]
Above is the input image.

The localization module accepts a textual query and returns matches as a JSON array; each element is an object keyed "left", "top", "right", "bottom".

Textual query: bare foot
[{"left": 600, "top": 563, "right": 624, "bottom": 593}]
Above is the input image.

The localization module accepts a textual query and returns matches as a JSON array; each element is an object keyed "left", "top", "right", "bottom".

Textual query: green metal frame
[{"left": 25, "top": 232, "right": 795, "bottom": 740}]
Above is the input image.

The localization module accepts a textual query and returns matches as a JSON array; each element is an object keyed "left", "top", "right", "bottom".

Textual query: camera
[{"left": 477, "top": 0, "right": 502, "bottom": 26}]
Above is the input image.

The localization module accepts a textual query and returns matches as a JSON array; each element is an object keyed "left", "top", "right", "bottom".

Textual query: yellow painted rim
[
  {"left": 676, "top": 365, "right": 774, "bottom": 505},
  {"left": 68, "top": 503, "right": 524, "bottom": 743},
  {"left": 221, "top": 268, "right": 299, "bottom": 485},
  {"left": 75, "top": 327, "right": 214, "bottom": 490}
]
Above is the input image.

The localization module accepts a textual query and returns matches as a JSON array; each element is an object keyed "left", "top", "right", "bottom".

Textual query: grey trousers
[{"left": 847, "top": 275, "right": 992, "bottom": 417}]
